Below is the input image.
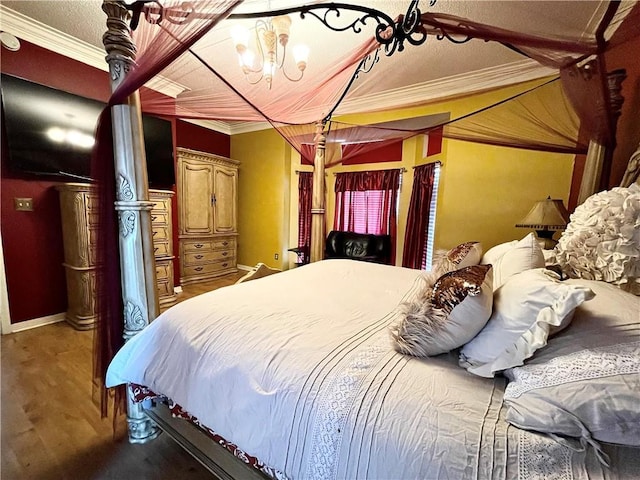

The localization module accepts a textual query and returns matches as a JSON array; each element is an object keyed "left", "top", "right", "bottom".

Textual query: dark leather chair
[{"left": 325, "top": 230, "right": 392, "bottom": 264}]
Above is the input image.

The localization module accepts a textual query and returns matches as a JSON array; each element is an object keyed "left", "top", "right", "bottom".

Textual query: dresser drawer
[
  {"left": 213, "top": 237, "right": 235, "bottom": 250},
  {"left": 183, "top": 259, "right": 235, "bottom": 277},
  {"left": 182, "top": 239, "right": 215, "bottom": 252},
  {"left": 86, "top": 194, "right": 99, "bottom": 212},
  {"left": 150, "top": 211, "right": 170, "bottom": 226},
  {"left": 152, "top": 225, "right": 170, "bottom": 241},
  {"left": 153, "top": 241, "right": 171, "bottom": 257},
  {"left": 183, "top": 249, "right": 232, "bottom": 266},
  {"left": 155, "top": 261, "right": 172, "bottom": 280},
  {"left": 156, "top": 279, "right": 173, "bottom": 297},
  {"left": 150, "top": 197, "right": 171, "bottom": 212}
]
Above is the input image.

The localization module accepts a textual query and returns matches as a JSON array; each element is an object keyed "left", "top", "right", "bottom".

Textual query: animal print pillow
[{"left": 391, "top": 264, "right": 493, "bottom": 357}]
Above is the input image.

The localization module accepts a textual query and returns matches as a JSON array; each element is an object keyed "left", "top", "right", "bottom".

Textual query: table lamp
[{"left": 516, "top": 196, "right": 570, "bottom": 249}]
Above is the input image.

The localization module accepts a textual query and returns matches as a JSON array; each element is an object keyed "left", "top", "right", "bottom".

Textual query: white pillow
[
  {"left": 391, "top": 264, "right": 493, "bottom": 357},
  {"left": 481, "top": 233, "right": 545, "bottom": 290},
  {"left": 459, "top": 268, "right": 594, "bottom": 377},
  {"left": 503, "top": 279, "right": 640, "bottom": 449}
]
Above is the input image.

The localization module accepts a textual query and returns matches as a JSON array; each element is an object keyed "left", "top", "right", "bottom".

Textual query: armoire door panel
[
  {"left": 182, "top": 163, "right": 214, "bottom": 235},
  {"left": 213, "top": 165, "right": 237, "bottom": 234}
]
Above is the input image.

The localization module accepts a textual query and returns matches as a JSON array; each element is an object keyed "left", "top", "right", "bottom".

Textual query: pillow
[
  {"left": 503, "top": 279, "right": 640, "bottom": 452},
  {"left": 391, "top": 264, "right": 493, "bottom": 357},
  {"left": 480, "top": 233, "right": 545, "bottom": 290},
  {"left": 432, "top": 241, "right": 482, "bottom": 275},
  {"left": 459, "top": 268, "right": 594, "bottom": 377},
  {"left": 555, "top": 183, "right": 640, "bottom": 294}
]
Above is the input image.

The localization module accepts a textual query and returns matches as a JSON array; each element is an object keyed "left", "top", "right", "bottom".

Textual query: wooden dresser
[
  {"left": 177, "top": 148, "right": 239, "bottom": 285},
  {"left": 57, "top": 183, "right": 177, "bottom": 330}
]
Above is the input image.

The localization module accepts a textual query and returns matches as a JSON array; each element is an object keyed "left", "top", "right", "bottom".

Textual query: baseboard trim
[
  {"left": 10, "top": 312, "right": 66, "bottom": 333},
  {"left": 236, "top": 264, "right": 252, "bottom": 271}
]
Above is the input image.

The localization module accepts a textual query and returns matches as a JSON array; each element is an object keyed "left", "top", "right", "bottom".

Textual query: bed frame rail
[{"left": 146, "top": 403, "right": 270, "bottom": 480}]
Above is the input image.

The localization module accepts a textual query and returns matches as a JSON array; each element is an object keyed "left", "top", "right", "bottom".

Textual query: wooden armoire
[{"left": 176, "top": 147, "right": 239, "bottom": 285}]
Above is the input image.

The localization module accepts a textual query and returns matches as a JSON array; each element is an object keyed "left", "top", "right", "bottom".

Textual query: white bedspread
[{"left": 107, "top": 259, "right": 508, "bottom": 479}]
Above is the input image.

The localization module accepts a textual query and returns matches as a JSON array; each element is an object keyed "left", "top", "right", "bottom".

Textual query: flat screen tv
[{"left": 1, "top": 73, "right": 175, "bottom": 188}]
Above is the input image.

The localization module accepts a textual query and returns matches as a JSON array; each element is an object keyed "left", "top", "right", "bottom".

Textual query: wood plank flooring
[{"left": 1, "top": 271, "right": 245, "bottom": 480}]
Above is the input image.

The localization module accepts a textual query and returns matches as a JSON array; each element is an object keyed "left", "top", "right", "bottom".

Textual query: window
[
  {"left": 422, "top": 163, "right": 441, "bottom": 270},
  {"left": 333, "top": 169, "right": 402, "bottom": 263},
  {"left": 336, "top": 190, "right": 389, "bottom": 234}
]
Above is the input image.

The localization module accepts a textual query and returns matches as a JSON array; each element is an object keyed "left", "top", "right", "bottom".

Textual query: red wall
[
  {"left": 176, "top": 120, "right": 230, "bottom": 157},
  {"left": 1, "top": 39, "right": 230, "bottom": 323}
]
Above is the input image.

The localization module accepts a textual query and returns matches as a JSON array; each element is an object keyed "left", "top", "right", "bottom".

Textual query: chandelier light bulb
[
  {"left": 271, "top": 15, "right": 291, "bottom": 47},
  {"left": 230, "top": 24, "right": 249, "bottom": 50},
  {"left": 293, "top": 44, "right": 309, "bottom": 71},
  {"left": 241, "top": 49, "right": 255, "bottom": 70}
]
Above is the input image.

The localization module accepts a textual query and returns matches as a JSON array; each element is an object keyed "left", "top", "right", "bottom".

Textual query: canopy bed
[{"left": 95, "top": 0, "right": 640, "bottom": 478}]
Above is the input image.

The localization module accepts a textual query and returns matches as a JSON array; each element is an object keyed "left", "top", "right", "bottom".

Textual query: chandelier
[{"left": 230, "top": 16, "right": 309, "bottom": 90}]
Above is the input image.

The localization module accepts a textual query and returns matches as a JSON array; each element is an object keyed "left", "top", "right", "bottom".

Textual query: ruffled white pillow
[
  {"left": 459, "top": 268, "right": 594, "bottom": 377},
  {"left": 481, "top": 233, "right": 545, "bottom": 290},
  {"left": 555, "top": 183, "right": 640, "bottom": 294}
]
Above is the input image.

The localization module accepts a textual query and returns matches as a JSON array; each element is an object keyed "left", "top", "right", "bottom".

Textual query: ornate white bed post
[
  {"left": 102, "top": 0, "right": 160, "bottom": 443},
  {"left": 310, "top": 120, "right": 327, "bottom": 263}
]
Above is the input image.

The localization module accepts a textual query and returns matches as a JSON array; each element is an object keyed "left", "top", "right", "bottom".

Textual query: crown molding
[
  {"left": 228, "top": 121, "right": 273, "bottom": 135},
  {"left": 183, "top": 119, "right": 234, "bottom": 136},
  {"left": 336, "top": 60, "right": 557, "bottom": 115},
  {"left": 0, "top": 5, "right": 188, "bottom": 98}
]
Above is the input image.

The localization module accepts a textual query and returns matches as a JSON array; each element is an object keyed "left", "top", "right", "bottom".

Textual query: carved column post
[
  {"left": 310, "top": 120, "right": 327, "bottom": 263},
  {"left": 578, "top": 68, "right": 627, "bottom": 203},
  {"left": 102, "top": 0, "right": 160, "bottom": 444},
  {"left": 598, "top": 68, "right": 627, "bottom": 191}
]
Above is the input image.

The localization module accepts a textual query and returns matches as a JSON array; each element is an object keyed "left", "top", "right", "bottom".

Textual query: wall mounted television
[{"left": 1, "top": 73, "right": 175, "bottom": 188}]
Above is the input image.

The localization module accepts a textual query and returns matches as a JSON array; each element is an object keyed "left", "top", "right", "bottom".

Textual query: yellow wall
[
  {"left": 233, "top": 78, "right": 576, "bottom": 269},
  {"left": 231, "top": 128, "right": 290, "bottom": 270}
]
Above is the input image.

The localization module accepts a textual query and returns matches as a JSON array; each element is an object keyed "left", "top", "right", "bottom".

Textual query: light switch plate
[{"left": 14, "top": 198, "right": 34, "bottom": 211}]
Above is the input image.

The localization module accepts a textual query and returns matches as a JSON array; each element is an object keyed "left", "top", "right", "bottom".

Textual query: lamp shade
[{"left": 516, "top": 197, "right": 570, "bottom": 231}]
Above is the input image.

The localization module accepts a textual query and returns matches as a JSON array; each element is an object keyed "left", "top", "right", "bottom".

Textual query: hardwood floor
[{"left": 1, "top": 271, "right": 246, "bottom": 480}]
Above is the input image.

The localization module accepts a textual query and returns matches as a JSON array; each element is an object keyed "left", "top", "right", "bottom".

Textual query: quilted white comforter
[{"left": 105, "top": 260, "right": 513, "bottom": 479}]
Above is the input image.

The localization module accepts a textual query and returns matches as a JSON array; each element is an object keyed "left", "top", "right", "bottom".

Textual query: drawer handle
[
  {"left": 194, "top": 254, "right": 203, "bottom": 259},
  {"left": 222, "top": 251, "right": 228, "bottom": 257},
  {"left": 194, "top": 267, "right": 203, "bottom": 272},
  {"left": 151, "top": 215, "right": 157, "bottom": 221},
  {"left": 222, "top": 263, "right": 228, "bottom": 267},
  {"left": 154, "top": 247, "right": 159, "bottom": 252},
  {"left": 222, "top": 241, "right": 228, "bottom": 246},
  {"left": 194, "top": 244, "right": 204, "bottom": 248}
]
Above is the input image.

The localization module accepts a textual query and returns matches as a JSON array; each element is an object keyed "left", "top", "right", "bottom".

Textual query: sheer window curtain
[
  {"left": 402, "top": 162, "right": 440, "bottom": 270},
  {"left": 333, "top": 169, "right": 401, "bottom": 263},
  {"left": 297, "top": 172, "right": 313, "bottom": 264}
]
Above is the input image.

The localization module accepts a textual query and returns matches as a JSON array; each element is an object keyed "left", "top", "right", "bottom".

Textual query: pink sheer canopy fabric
[{"left": 124, "top": 0, "right": 634, "bottom": 169}]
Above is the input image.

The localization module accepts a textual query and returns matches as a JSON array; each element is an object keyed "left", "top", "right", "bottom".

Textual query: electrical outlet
[
  {"left": 14, "top": 198, "right": 34, "bottom": 211},
  {"left": 274, "top": 253, "right": 279, "bottom": 260}
]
